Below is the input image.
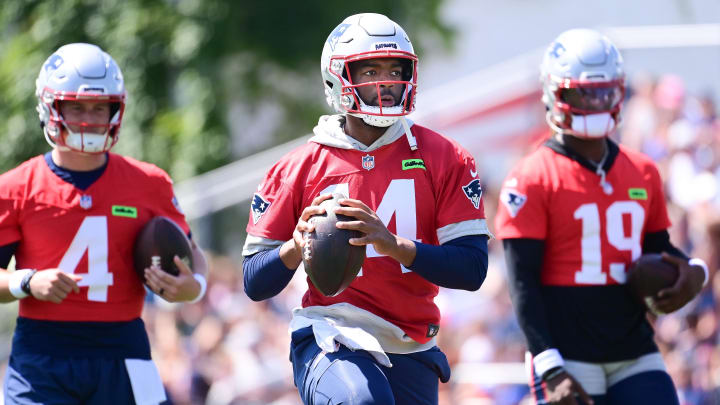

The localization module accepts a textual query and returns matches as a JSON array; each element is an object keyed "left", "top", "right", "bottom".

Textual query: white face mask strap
[{"left": 401, "top": 117, "right": 417, "bottom": 151}]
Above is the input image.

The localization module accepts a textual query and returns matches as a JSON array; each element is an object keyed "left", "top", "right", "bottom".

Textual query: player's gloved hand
[
  {"left": 653, "top": 252, "right": 705, "bottom": 314},
  {"left": 335, "top": 198, "right": 415, "bottom": 266},
  {"left": 545, "top": 370, "right": 593, "bottom": 405},
  {"left": 29, "top": 269, "right": 81, "bottom": 304},
  {"left": 144, "top": 256, "right": 200, "bottom": 302},
  {"left": 282, "top": 193, "right": 334, "bottom": 269}
]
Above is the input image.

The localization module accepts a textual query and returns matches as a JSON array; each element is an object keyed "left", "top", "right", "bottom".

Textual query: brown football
[
  {"left": 626, "top": 253, "right": 679, "bottom": 303},
  {"left": 133, "top": 216, "right": 193, "bottom": 283},
  {"left": 302, "top": 194, "right": 366, "bottom": 297}
]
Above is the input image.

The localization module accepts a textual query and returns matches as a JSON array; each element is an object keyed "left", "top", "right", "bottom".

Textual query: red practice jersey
[
  {"left": 0, "top": 153, "right": 190, "bottom": 322},
  {"left": 246, "top": 124, "right": 487, "bottom": 343},
  {"left": 495, "top": 140, "right": 671, "bottom": 287}
]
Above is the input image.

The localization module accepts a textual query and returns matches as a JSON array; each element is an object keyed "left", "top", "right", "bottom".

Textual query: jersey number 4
[
  {"left": 57, "top": 216, "right": 114, "bottom": 302},
  {"left": 574, "top": 201, "right": 644, "bottom": 285}
]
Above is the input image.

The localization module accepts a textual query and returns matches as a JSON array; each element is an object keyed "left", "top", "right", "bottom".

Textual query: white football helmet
[
  {"left": 540, "top": 29, "right": 625, "bottom": 138},
  {"left": 36, "top": 43, "right": 126, "bottom": 153},
  {"left": 321, "top": 13, "right": 418, "bottom": 127}
]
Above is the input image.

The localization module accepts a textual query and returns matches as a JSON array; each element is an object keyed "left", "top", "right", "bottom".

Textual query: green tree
[{"left": 0, "top": 1, "right": 452, "bottom": 180}]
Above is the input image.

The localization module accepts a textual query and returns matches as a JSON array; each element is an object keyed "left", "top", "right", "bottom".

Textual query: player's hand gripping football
[
  {"left": 281, "top": 193, "right": 334, "bottom": 269},
  {"left": 144, "top": 256, "right": 201, "bottom": 302},
  {"left": 334, "top": 198, "right": 416, "bottom": 267},
  {"left": 545, "top": 370, "right": 594, "bottom": 405},
  {"left": 652, "top": 252, "right": 705, "bottom": 314},
  {"left": 28, "top": 269, "right": 82, "bottom": 303}
]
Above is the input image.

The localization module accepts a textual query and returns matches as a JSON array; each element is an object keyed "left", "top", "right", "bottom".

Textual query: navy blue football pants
[
  {"left": 4, "top": 353, "right": 142, "bottom": 405},
  {"left": 290, "top": 326, "right": 451, "bottom": 405}
]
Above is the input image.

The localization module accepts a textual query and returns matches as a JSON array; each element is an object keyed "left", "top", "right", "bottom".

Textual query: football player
[
  {"left": 242, "top": 13, "right": 491, "bottom": 405},
  {"left": 0, "top": 43, "right": 209, "bottom": 404},
  {"left": 495, "top": 29, "right": 708, "bottom": 405}
]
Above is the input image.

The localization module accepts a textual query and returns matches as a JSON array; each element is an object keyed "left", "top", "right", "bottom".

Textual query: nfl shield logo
[
  {"left": 79, "top": 195, "right": 93, "bottom": 210},
  {"left": 362, "top": 154, "right": 375, "bottom": 171}
]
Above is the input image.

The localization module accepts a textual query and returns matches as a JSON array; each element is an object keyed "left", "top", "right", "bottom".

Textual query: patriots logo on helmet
[
  {"left": 550, "top": 42, "right": 565, "bottom": 58},
  {"left": 500, "top": 188, "right": 527, "bottom": 218},
  {"left": 44, "top": 54, "right": 64, "bottom": 72},
  {"left": 251, "top": 193, "right": 272, "bottom": 224},
  {"left": 462, "top": 179, "right": 483, "bottom": 209},
  {"left": 327, "top": 23, "right": 350, "bottom": 51}
]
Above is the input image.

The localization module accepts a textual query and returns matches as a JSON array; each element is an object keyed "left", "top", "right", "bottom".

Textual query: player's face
[
  {"left": 59, "top": 100, "right": 111, "bottom": 134},
  {"left": 349, "top": 58, "right": 406, "bottom": 108}
]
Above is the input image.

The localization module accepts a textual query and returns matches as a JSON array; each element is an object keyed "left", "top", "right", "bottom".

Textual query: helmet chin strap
[
  {"left": 546, "top": 111, "right": 617, "bottom": 139},
  {"left": 570, "top": 112, "right": 615, "bottom": 138},
  {"left": 348, "top": 88, "right": 417, "bottom": 150},
  {"left": 61, "top": 123, "right": 113, "bottom": 153}
]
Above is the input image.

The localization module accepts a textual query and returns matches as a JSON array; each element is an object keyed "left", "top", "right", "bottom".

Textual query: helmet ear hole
[{"left": 325, "top": 80, "right": 334, "bottom": 89}]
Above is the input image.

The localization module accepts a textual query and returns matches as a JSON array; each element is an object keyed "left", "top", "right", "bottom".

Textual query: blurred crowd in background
[{"left": 1, "top": 73, "right": 716, "bottom": 405}]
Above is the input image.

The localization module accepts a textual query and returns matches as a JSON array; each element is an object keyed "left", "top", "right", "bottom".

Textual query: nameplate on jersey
[
  {"left": 628, "top": 188, "right": 647, "bottom": 200},
  {"left": 401, "top": 159, "right": 426, "bottom": 171},
  {"left": 112, "top": 205, "right": 138, "bottom": 218}
]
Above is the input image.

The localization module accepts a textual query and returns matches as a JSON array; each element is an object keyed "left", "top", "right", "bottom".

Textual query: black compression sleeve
[
  {"left": 0, "top": 243, "right": 18, "bottom": 269},
  {"left": 642, "top": 230, "right": 689, "bottom": 260},
  {"left": 503, "top": 238, "right": 555, "bottom": 355}
]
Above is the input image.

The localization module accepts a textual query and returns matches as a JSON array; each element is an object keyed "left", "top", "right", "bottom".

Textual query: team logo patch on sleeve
[
  {"left": 462, "top": 179, "right": 483, "bottom": 209},
  {"left": 251, "top": 193, "right": 272, "bottom": 224},
  {"left": 500, "top": 188, "right": 527, "bottom": 218}
]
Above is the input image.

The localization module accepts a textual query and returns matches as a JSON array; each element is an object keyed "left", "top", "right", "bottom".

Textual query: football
[
  {"left": 626, "top": 253, "right": 679, "bottom": 303},
  {"left": 133, "top": 216, "right": 193, "bottom": 282},
  {"left": 302, "top": 194, "right": 366, "bottom": 297}
]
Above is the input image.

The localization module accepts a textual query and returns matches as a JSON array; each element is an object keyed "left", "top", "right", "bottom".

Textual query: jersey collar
[
  {"left": 44, "top": 152, "right": 109, "bottom": 191},
  {"left": 544, "top": 137, "right": 619, "bottom": 174}
]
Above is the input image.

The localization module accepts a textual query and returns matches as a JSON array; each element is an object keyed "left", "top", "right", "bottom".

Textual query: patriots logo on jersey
[
  {"left": 462, "top": 179, "right": 483, "bottom": 209},
  {"left": 251, "top": 193, "right": 271, "bottom": 224},
  {"left": 500, "top": 188, "right": 527, "bottom": 218}
]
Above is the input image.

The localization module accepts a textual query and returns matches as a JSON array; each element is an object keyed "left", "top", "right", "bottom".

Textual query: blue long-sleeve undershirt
[{"left": 242, "top": 235, "right": 489, "bottom": 302}]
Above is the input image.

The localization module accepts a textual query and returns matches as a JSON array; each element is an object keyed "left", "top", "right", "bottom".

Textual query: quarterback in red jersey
[
  {"left": 495, "top": 29, "right": 707, "bottom": 405},
  {"left": 0, "top": 43, "right": 208, "bottom": 404},
  {"left": 243, "top": 13, "right": 490, "bottom": 405}
]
